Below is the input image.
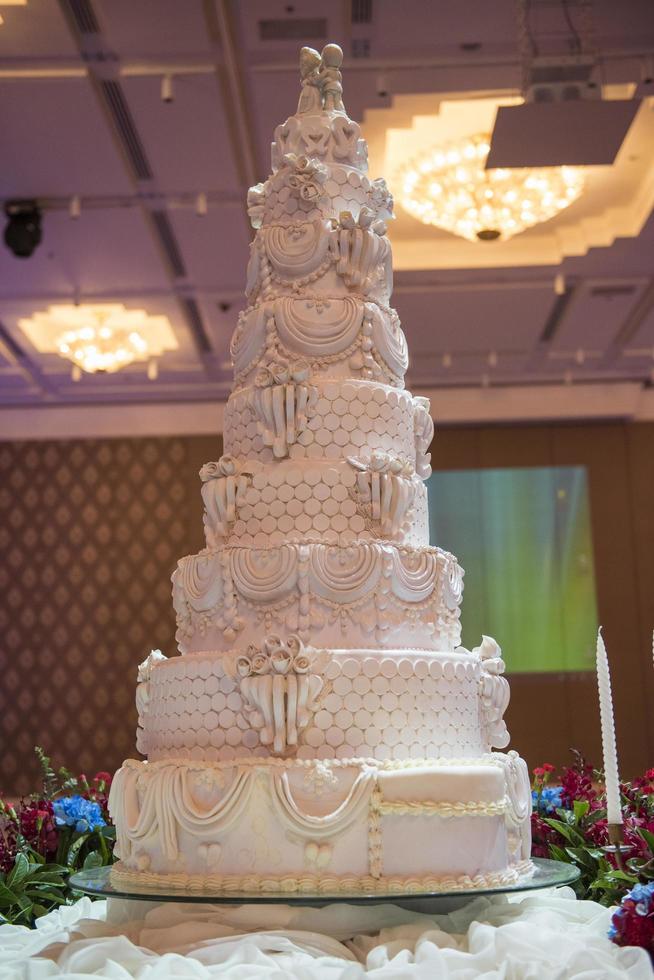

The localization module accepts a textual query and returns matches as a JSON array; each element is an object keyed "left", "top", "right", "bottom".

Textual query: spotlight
[{"left": 4, "top": 200, "right": 42, "bottom": 258}]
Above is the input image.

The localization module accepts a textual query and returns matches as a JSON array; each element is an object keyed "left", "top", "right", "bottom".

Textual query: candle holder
[{"left": 603, "top": 823, "right": 632, "bottom": 871}]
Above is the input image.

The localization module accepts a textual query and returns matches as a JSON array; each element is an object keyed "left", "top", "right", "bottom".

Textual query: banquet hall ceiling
[{"left": 1, "top": 0, "right": 654, "bottom": 418}]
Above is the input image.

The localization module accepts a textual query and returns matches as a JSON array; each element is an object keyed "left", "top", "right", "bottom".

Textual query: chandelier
[
  {"left": 396, "top": 133, "right": 585, "bottom": 242},
  {"left": 19, "top": 304, "right": 178, "bottom": 375}
]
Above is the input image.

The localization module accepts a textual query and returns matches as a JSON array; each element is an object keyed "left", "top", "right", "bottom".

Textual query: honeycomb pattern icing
[
  {"left": 226, "top": 463, "right": 427, "bottom": 548},
  {"left": 143, "top": 651, "right": 484, "bottom": 763},
  {"left": 224, "top": 381, "right": 417, "bottom": 467},
  {"left": 264, "top": 166, "right": 373, "bottom": 226}
]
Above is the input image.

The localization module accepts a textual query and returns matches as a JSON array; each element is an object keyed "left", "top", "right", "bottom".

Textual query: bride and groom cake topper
[{"left": 297, "top": 42, "right": 345, "bottom": 114}]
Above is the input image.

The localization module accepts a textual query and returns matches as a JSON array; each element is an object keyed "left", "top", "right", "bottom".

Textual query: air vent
[
  {"left": 259, "top": 18, "right": 327, "bottom": 41},
  {"left": 100, "top": 81, "right": 152, "bottom": 181},
  {"left": 0, "top": 322, "right": 26, "bottom": 361},
  {"left": 590, "top": 284, "right": 637, "bottom": 298},
  {"left": 351, "top": 38, "right": 371, "bottom": 58},
  {"left": 180, "top": 297, "right": 212, "bottom": 353},
  {"left": 538, "top": 290, "right": 572, "bottom": 343},
  {"left": 351, "top": 0, "right": 373, "bottom": 24},
  {"left": 61, "top": 0, "right": 100, "bottom": 34},
  {"left": 150, "top": 211, "right": 186, "bottom": 279}
]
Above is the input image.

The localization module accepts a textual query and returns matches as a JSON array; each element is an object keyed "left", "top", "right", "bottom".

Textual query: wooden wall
[
  {"left": 0, "top": 421, "right": 651, "bottom": 795},
  {"left": 433, "top": 421, "right": 654, "bottom": 778}
]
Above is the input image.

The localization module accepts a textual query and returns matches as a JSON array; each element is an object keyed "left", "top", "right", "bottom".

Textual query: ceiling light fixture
[
  {"left": 19, "top": 303, "right": 178, "bottom": 375},
  {"left": 396, "top": 132, "right": 585, "bottom": 243},
  {"left": 161, "top": 73, "right": 174, "bottom": 103}
]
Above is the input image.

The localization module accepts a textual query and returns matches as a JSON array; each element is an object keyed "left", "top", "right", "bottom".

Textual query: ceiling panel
[
  {"left": 122, "top": 74, "right": 241, "bottom": 193},
  {"left": 0, "top": 209, "right": 170, "bottom": 299},
  {"left": 372, "top": 0, "right": 520, "bottom": 56},
  {"left": 167, "top": 206, "right": 250, "bottom": 290},
  {"left": 0, "top": 0, "right": 79, "bottom": 58},
  {"left": 94, "top": 0, "right": 215, "bottom": 58},
  {"left": 397, "top": 286, "right": 555, "bottom": 354},
  {"left": 551, "top": 279, "right": 649, "bottom": 351},
  {"left": 235, "top": 1, "right": 340, "bottom": 56},
  {"left": 196, "top": 294, "right": 238, "bottom": 366},
  {"left": 407, "top": 350, "right": 529, "bottom": 383},
  {"left": 0, "top": 78, "right": 133, "bottom": 199},
  {"left": 628, "top": 302, "right": 654, "bottom": 348},
  {"left": 0, "top": 0, "right": 652, "bottom": 412}
]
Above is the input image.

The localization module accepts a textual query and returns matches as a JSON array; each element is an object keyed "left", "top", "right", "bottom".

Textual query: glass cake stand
[{"left": 70, "top": 859, "right": 579, "bottom": 918}]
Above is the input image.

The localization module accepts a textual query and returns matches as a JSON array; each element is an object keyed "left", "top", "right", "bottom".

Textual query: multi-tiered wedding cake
[{"left": 109, "top": 43, "right": 532, "bottom": 894}]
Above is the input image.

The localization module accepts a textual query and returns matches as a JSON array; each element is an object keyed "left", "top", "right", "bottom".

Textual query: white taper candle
[{"left": 596, "top": 628, "right": 623, "bottom": 826}]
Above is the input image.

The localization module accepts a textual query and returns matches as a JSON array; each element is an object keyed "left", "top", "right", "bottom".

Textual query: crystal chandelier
[
  {"left": 396, "top": 133, "right": 585, "bottom": 242},
  {"left": 19, "top": 304, "right": 178, "bottom": 375}
]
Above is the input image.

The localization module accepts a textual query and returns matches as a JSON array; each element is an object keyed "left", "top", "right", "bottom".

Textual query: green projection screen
[{"left": 427, "top": 466, "right": 598, "bottom": 673}]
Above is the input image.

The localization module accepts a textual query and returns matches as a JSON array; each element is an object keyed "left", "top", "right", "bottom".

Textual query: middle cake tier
[
  {"left": 201, "top": 459, "right": 429, "bottom": 550},
  {"left": 172, "top": 542, "right": 464, "bottom": 655},
  {"left": 139, "top": 648, "right": 488, "bottom": 764}
]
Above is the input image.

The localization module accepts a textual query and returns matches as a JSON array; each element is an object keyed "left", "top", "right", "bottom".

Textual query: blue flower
[
  {"left": 628, "top": 882, "right": 654, "bottom": 904},
  {"left": 52, "top": 795, "right": 105, "bottom": 833},
  {"left": 532, "top": 786, "right": 564, "bottom": 815}
]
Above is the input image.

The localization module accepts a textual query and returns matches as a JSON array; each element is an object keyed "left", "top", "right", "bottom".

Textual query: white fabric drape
[{"left": 1, "top": 888, "right": 652, "bottom": 978}]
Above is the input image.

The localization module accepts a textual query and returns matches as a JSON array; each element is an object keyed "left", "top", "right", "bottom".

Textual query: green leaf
[
  {"left": 25, "top": 887, "right": 67, "bottom": 904},
  {"left": 40, "top": 863, "right": 70, "bottom": 874},
  {"left": 637, "top": 827, "right": 654, "bottom": 854},
  {"left": 584, "top": 808, "right": 607, "bottom": 827},
  {"left": 543, "top": 817, "right": 586, "bottom": 847},
  {"left": 602, "top": 869, "right": 638, "bottom": 883},
  {"left": 548, "top": 844, "right": 570, "bottom": 864},
  {"left": 67, "top": 833, "right": 90, "bottom": 867},
  {"left": 6, "top": 854, "right": 30, "bottom": 890},
  {"left": 565, "top": 846, "right": 600, "bottom": 871},
  {"left": 573, "top": 799, "right": 590, "bottom": 822},
  {"left": 0, "top": 883, "right": 20, "bottom": 908},
  {"left": 83, "top": 851, "right": 103, "bottom": 870}
]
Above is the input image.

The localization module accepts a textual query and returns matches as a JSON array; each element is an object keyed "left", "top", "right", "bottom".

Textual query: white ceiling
[{"left": 0, "top": 0, "right": 653, "bottom": 421}]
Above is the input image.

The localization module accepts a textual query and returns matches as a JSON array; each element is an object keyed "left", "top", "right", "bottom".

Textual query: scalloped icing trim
[
  {"left": 122, "top": 754, "right": 509, "bottom": 774},
  {"left": 110, "top": 859, "right": 535, "bottom": 895}
]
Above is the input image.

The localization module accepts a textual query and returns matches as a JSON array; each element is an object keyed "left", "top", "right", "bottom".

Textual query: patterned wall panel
[{"left": 0, "top": 436, "right": 217, "bottom": 797}]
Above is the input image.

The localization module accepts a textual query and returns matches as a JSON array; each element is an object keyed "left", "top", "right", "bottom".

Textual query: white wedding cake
[{"left": 109, "top": 43, "right": 533, "bottom": 894}]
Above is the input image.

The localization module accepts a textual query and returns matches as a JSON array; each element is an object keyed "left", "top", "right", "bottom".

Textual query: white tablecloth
[{"left": 1, "top": 886, "right": 652, "bottom": 979}]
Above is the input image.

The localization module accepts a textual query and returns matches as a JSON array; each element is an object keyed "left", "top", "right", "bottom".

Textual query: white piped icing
[{"left": 110, "top": 42, "right": 532, "bottom": 894}]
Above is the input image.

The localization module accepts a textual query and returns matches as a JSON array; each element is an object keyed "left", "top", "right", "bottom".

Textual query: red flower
[{"left": 542, "top": 763, "right": 555, "bottom": 774}]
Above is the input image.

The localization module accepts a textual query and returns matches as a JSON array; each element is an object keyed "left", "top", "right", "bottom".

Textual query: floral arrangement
[
  {"left": 0, "top": 747, "right": 115, "bottom": 926},
  {"left": 531, "top": 752, "right": 654, "bottom": 956},
  {"left": 609, "top": 882, "right": 654, "bottom": 955}
]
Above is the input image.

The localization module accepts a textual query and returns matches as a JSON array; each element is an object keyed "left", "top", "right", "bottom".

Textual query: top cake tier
[{"left": 237, "top": 65, "right": 404, "bottom": 395}]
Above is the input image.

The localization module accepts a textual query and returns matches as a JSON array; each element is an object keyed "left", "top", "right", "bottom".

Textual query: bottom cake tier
[{"left": 108, "top": 752, "right": 533, "bottom": 893}]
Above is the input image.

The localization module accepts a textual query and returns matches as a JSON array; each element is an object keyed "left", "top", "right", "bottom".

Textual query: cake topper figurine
[
  {"left": 297, "top": 42, "right": 346, "bottom": 114},
  {"left": 297, "top": 46, "right": 322, "bottom": 113}
]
